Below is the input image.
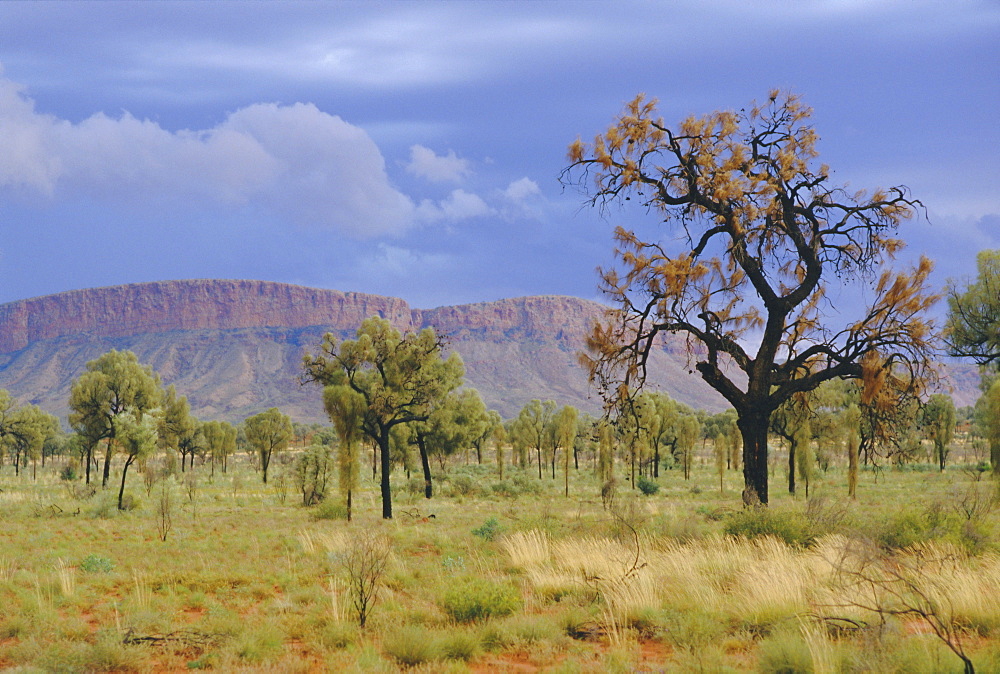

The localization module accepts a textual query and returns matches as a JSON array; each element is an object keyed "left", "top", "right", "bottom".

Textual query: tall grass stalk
[{"left": 55, "top": 558, "right": 75, "bottom": 597}]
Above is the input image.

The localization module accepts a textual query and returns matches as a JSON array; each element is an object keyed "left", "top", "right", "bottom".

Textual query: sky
[{"left": 0, "top": 0, "right": 997, "bottom": 311}]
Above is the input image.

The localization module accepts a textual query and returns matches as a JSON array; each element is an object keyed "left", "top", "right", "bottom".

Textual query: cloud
[
  {"left": 358, "top": 243, "right": 451, "bottom": 278},
  {"left": 405, "top": 144, "right": 471, "bottom": 183},
  {"left": 503, "top": 177, "right": 540, "bottom": 202},
  {"left": 0, "top": 76, "right": 414, "bottom": 236},
  {"left": 416, "top": 189, "right": 492, "bottom": 223}
]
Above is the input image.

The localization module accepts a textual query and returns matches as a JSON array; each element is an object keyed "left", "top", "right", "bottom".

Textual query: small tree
[
  {"left": 552, "top": 405, "right": 578, "bottom": 496},
  {"left": 112, "top": 410, "right": 159, "bottom": 510},
  {"left": 325, "top": 386, "right": 366, "bottom": 521},
  {"left": 68, "top": 350, "right": 162, "bottom": 487},
  {"left": 244, "top": 408, "right": 293, "bottom": 485},
  {"left": 303, "top": 317, "right": 463, "bottom": 519},
  {"left": 342, "top": 531, "right": 391, "bottom": 628},
  {"left": 509, "top": 399, "right": 555, "bottom": 480},
  {"left": 923, "top": 393, "right": 956, "bottom": 471}
]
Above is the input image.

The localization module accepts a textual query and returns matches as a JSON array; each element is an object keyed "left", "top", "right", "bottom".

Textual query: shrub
[
  {"left": 383, "top": 626, "right": 441, "bottom": 666},
  {"left": 59, "top": 464, "right": 78, "bottom": 482},
  {"left": 441, "top": 578, "right": 521, "bottom": 623},
  {"left": 636, "top": 476, "right": 660, "bottom": 495},
  {"left": 472, "top": 517, "right": 503, "bottom": 542},
  {"left": 79, "top": 554, "right": 114, "bottom": 574},
  {"left": 723, "top": 507, "right": 815, "bottom": 547},
  {"left": 312, "top": 499, "right": 348, "bottom": 521},
  {"left": 437, "top": 628, "right": 481, "bottom": 661},
  {"left": 756, "top": 627, "right": 813, "bottom": 674},
  {"left": 449, "top": 475, "right": 480, "bottom": 497}
]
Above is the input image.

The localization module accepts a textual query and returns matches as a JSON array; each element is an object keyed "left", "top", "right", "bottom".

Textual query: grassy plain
[{"left": 2, "top": 445, "right": 1000, "bottom": 673}]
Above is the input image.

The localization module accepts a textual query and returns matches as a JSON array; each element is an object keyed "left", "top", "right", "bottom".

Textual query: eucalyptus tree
[
  {"left": 202, "top": 420, "right": 237, "bottom": 474},
  {"left": 566, "top": 91, "right": 939, "bottom": 504},
  {"left": 324, "top": 386, "right": 365, "bottom": 521},
  {"left": 68, "top": 350, "right": 162, "bottom": 487},
  {"left": 244, "top": 408, "right": 293, "bottom": 485},
  {"left": 113, "top": 411, "right": 159, "bottom": 510},
  {"left": 552, "top": 405, "right": 579, "bottom": 496},
  {"left": 510, "top": 399, "right": 555, "bottom": 480},
  {"left": 303, "top": 316, "right": 464, "bottom": 519},
  {"left": 923, "top": 393, "right": 956, "bottom": 471}
]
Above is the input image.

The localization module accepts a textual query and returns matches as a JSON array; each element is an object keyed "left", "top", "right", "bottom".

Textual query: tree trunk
[
  {"left": 118, "top": 456, "right": 134, "bottom": 510},
  {"left": 536, "top": 446, "right": 542, "bottom": 479},
  {"left": 102, "top": 439, "right": 113, "bottom": 488},
  {"left": 378, "top": 429, "right": 393, "bottom": 519},
  {"left": 261, "top": 449, "right": 270, "bottom": 484},
  {"left": 738, "top": 412, "right": 769, "bottom": 506},
  {"left": 787, "top": 438, "right": 796, "bottom": 494},
  {"left": 653, "top": 444, "right": 659, "bottom": 478},
  {"left": 417, "top": 436, "right": 433, "bottom": 499}
]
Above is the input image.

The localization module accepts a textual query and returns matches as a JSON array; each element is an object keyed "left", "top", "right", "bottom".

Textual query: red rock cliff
[{"left": 0, "top": 280, "right": 416, "bottom": 353}]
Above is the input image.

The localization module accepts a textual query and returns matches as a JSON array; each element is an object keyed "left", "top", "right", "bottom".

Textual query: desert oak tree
[
  {"left": 564, "top": 91, "right": 938, "bottom": 505},
  {"left": 302, "top": 316, "right": 463, "bottom": 519}
]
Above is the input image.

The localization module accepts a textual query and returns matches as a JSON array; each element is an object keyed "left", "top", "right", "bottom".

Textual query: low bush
[
  {"left": 440, "top": 578, "right": 521, "bottom": 623},
  {"left": 79, "top": 554, "right": 114, "bottom": 574},
  {"left": 636, "top": 476, "right": 660, "bottom": 495},
  {"left": 312, "top": 500, "right": 348, "bottom": 520},
  {"left": 723, "top": 507, "right": 815, "bottom": 547},
  {"left": 472, "top": 516, "right": 503, "bottom": 542},
  {"left": 382, "top": 625, "right": 441, "bottom": 666}
]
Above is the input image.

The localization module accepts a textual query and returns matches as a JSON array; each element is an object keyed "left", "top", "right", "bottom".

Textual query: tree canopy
[
  {"left": 564, "top": 91, "right": 939, "bottom": 505},
  {"left": 303, "top": 316, "right": 464, "bottom": 519},
  {"left": 946, "top": 249, "right": 1000, "bottom": 365},
  {"left": 68, "top": 350, "right": 162, "bottom": 486}
]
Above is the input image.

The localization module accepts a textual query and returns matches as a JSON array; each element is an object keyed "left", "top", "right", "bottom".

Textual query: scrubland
[{"left": 2, "top": 448, "right": 1000, "bottom": 673}]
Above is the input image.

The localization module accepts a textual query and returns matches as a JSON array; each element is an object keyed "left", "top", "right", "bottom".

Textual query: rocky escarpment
[
  {"left": 0, "top": 280, "right": 415, "bottom": 353},
  {"left": 0, "top": 280, "right": 721, "bottom": 422}
]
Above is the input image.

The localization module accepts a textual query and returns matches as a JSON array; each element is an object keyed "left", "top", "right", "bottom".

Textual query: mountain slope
[{"left": 0, "top": 280, "right": 728, "bottom": 422}]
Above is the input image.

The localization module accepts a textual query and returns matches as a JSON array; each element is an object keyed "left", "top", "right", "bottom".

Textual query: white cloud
[
  {"left": 416, "top": 189, "right": 492, "bottom": 222},
  {"left": 0, "top": 76, "right": 414, "bottom": 237},
  {"left": 405, "top": 144, "right": 471, "bottom": 183},
  {"left": 503, "top": 177, "right": 541, "bottom": 202},
  {"left": 359, "top": 243, "right": 451, "bottom": 278}
]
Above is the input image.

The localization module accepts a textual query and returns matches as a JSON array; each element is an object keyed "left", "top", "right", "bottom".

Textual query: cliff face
[
  {"left": 0, "top": 280, "right": 414, "bottom": 353},
  {"left": 0, "top": 280, "right": 718, "bottom": 422}
]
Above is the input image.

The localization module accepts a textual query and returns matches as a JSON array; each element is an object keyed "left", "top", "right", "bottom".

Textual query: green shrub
[
  {"left": 79, "top": 554, "right": 114, "bottom": 574},
  {"left": 441, "top": 578, "right": 521, "bottom": 623},
  {"left": 438, "top": 628, "right": 481, "bottom": 661},
  {"left": 723, "top": 507, "right": 815, "bottom": 547},
  {"left": 756, "top": 627, "right": 813, "bottom": 674},
  {"left": 312, "top": 499, "right": 348, "bottom": 520},
  {"left": 472, "top": 516, "right": 503, "bottom": 542},
  {"left": 382, "top": 625, "right": 441, "bottom": 666},
  {"left": 59, "top": 464, "right": 78, "bottom": 482},
  {"left": 449, "top": 475, "right": 480, "bottom": 497},
  {"left": 636, "top": 476, "right": 660, "bottom": 495}
]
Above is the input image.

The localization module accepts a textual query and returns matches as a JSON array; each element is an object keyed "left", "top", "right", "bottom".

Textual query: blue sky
[{"left": 0, "top": 1, "right": 997, "bottom": 309}]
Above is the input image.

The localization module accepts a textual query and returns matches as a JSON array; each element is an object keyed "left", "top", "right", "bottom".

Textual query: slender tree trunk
[
  {"left": 536, "top": 446, "right": 542, "bottom": 479},
  {"left": 346, "top": 488, "right": 352, "bottom": 522},
  {"left": 85, "top": 444, "right": 92, "bottom": 485},
  {"left": 118, "top": 456, "right": 134, "bottom": 510},
  {"left": 102, "top": 439, "right": 113, "bottom": 488},
  {"left": 551, "top": 447, "right": 556, "bottom": 479},
  {"left": 653, "top": 444, "right": 660, "bottom": 478},
  {"left": 787, "top": 438, "right": 796, "bottom": 494},
  {"left": 378, "top": 429, "right": 393, "bottom": 519},
  {"left": 739, "top": 412, "right": 769, "bottom": 506},
  {"left": 417, "top": 436, "right": 433, "bottom": 499},
  {"left": 476, "top": 443, "right": 482, "bottom": 464},
  {"left": 261, "top": 449, "right": 270, "bottom": 484}
]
